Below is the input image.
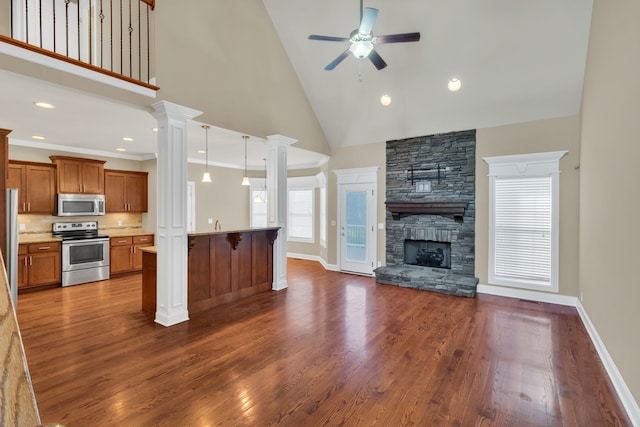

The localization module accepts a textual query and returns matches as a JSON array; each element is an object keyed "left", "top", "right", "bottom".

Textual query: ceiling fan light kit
[{"left": 308, "top": 1, "right": 420, "bottom": 71}]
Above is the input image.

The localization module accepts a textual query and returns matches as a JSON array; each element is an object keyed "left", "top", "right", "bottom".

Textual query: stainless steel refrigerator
[{"left": 6, "top": 188, "right": 18, "bottom": 309}]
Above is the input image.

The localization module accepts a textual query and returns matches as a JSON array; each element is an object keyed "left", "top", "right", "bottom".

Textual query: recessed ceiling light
[
  {"left": 32, "top": 135, "right": 45, "bottom": 140},
  {"left": 197, "top": 150, "right": 206, "bottom": 154},
  {"left": 380, "top": 94, "right": 392, "bottom": 106},
  {"left": 34, "top": 102, "right": 55, "bottom": 109},
  {"left": 152, "top": 128, "right": 158, "bottom": 132},
  {"left": 122, "top": 137, "right": 134, "bottom": 142},
  {"left": 448, "top": 78, "right": 462, "bottom": 92},
  {"left": 116, "top": 148, "right": 127, "bottom": 152}
]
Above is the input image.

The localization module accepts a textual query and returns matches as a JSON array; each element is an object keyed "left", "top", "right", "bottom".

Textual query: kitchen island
[{"left": 141, "top": 227, "right": 279, "bottom": 317}]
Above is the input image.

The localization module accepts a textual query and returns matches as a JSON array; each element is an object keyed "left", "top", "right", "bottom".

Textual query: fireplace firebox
[{"left": 404, "top": 240, "right": 451, "bottom": 269}]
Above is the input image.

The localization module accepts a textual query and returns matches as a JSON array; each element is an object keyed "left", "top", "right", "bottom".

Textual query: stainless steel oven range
[{"left": 53, "top": 221, "right": 110, "bottom": 287}]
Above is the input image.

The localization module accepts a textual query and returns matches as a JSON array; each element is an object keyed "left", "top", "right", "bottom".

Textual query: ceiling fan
[{"left": 308, "top": 0, "right": 421, "bottom": 71}]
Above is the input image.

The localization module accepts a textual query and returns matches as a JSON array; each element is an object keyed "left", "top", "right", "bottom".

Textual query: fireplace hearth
[{"left": 374, "top": 130, "right": 479, "bottom": 297}]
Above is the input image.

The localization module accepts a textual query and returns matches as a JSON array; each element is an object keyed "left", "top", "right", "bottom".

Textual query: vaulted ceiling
[{"left": 263, "top": 0, "right": 593, "bottom": 149}]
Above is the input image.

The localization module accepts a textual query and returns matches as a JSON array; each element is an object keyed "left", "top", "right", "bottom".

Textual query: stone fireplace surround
[{"left": 374, "top": 130, "right": 479, "bottom": 297}]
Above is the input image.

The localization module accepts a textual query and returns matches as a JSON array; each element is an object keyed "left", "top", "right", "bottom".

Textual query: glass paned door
[{"left": 339, "top": 183, "right": 375, "bottom": 275}]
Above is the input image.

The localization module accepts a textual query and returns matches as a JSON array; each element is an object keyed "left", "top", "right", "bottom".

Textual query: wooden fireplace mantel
[{"left": 386, "top": 201, "right": 467, "bottom": 222}]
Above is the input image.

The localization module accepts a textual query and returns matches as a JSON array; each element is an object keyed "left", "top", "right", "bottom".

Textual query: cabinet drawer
[
  {"left": 133, "top": 235, "right": 154, "bottom": 245},
  {"left": 110, "top": 237, "right": 133, "bottom": 246},
  {"left": 27, "top": 242, "right": 61, "bottom": 253},
  {"left": 18, "top": 244, "right": 28, "bottom": 255}
]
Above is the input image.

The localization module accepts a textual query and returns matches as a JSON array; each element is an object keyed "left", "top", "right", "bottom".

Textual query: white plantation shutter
[
  {"left": 494, "top": 176, "right": 552, "bottom": 284},
  {"left": 484, "top": 151, "right": 566, "bottom": 292}
]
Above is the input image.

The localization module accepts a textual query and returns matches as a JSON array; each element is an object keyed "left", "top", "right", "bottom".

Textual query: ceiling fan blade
[
  {"left": 374, "top": 32, "right": 421, "bottom": 44},
  {"left": 368, "top": 49, "right": 387, "bottom": 70},
  {"left": 358, "top": 7, "right": 379, "bottom": 35},
  {"left": 325, "top": 49, "right": 351, "bottom": 70},
  {"left": 309, "top": 35, "right": 350, "bottom": 42}
]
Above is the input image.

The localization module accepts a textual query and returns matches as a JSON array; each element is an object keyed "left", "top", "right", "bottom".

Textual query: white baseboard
[
  {"left": 478, "top": 284, "right": 640, "bottom": 425},
  {"left": 287, "top": 253, "right": 338, "bottom": 271},
  {"left": 575, "top": 300, "right": 640, "bottom": 426}
]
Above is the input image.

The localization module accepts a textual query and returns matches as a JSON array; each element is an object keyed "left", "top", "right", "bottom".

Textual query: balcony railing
[{"left": 0, "top": 0, "right": 158, "bottom": 90}]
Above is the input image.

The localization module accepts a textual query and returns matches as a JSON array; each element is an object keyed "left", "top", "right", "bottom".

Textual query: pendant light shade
[
  {"left": 241, "top": 135, "right": 251, "bottom": 186},
  {"left": 201, "top": 125, "right": 212, "bottom": 183}
]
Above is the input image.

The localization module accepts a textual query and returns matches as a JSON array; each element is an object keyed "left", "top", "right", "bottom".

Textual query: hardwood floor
[{"left": 16, "top": 259, "right": 630, "bottom": 426}]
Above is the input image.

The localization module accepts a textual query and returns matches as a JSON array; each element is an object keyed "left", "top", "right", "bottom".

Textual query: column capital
[
  {"left": 266, "top": 134, "right": 298, "bottom": 147},
  {"left": 151, "top": 100, "right": 202, "bottom": 121}
]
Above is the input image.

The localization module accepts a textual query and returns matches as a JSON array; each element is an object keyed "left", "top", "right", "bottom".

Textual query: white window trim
[
  {"left": 484, "top": 151, "right": 567, "bottom": 293},
  {"left": 318, "top": 172, "right": 327, "bottom": 248}
]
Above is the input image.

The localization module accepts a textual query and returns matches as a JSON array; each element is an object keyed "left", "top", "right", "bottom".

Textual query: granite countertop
[
  {"left": 140, "top": 246, "right": 157, "bottom": 254},
  {"left": 188, "top": 227, "right": 280, "bottom": 237},
  {"left": 18, "top": 234, "right": 62, "bottom": 244}
]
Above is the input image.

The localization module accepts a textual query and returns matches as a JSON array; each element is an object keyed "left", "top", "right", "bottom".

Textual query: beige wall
[
  {"left": 580, "top": 0, "right": 640, "bottom": 404},
  {"left": 187, "top": 163, "right": 249, "bottom": 232},
  {"left": 153, "top": 0, "right": 331, "bottom": 156},
  {"left": 325, "top": 142, "right": 386, "bottom": 267},
  {"left": 475, "top": 116, "right": 581, "bottom": 297}
]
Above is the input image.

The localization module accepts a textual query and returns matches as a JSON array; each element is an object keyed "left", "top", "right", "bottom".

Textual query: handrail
[
  {"left": 0, "top": 34, "right": 159, "bottom": 91},
  {"left": 3, "top": 0, "right": 158, "bottom": 90}
]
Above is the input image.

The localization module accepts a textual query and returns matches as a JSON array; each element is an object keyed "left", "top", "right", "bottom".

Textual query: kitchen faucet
[{"left": 214, "top": 219, "right": 221, "bottom": 231}]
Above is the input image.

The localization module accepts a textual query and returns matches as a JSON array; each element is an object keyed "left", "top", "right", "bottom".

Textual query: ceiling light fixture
[
  {"left": 380, "top": 94, "right": 392, "bottom": 106},
  {"left": 241, "top": 135, "right": 251, "bottom": 186},
  {"left": 122, "top": 137, "right": 134, "bottom": 142},
  {"left": 34, "top": 102, "right": 55, "bottom": 109},
  {"left": 152, "top": 128, "right": 158, "bottom": 132},
  {"left": 202, "top": 125, "right": 212, "bottom": 183},
  {"left": 31, "top": 135, "right": 45, "bottom": 140},
  {"left": 116, "top": 148, "right": 126, "bottom": 152},
  {"left": 448, "top": 78, "right": 462, "bottom": 92}
]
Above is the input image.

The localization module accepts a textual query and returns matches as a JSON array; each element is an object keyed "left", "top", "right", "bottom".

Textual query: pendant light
[
  {"left": 241, "top": 135, "right": 251, "bottom": 186},
  {"left": 201, "top": 125, "right": 212, "bottom": 183}
]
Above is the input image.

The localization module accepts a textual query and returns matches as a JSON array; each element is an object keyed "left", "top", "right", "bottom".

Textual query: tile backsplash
[{"left": 18, "top": 213, "right": 143, "bottom": 235}]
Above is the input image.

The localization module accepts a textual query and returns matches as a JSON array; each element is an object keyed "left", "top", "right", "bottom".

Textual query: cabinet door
[
  {"left": 17, "top": 255, "right": 29, "bottom": 288},
  {"left": 81, "top": 162, "right": 105, "bottom": 194},
  {"left": 25, "top": 165, "right": 56, "bottom": 214},
  {"left": 132, "top": 235, "right": 154, "bottom": 271},
  {"left": 28, "top": 252, "right": 61, "bottom": 286},
  {"left": 126, "top": 174, "right": 148, "bottom": 212},
  {"left": 56, "top": 159, "right": 83, "bottom": 193},
  {"left": 7, "top": 164, "right": 26, "bottom": 213},
  {"left": 105, "top": 172, "right": 127, "bottom": 212},
  {"left": 110, "top": 245, "right": 133, "bottom": 274}
]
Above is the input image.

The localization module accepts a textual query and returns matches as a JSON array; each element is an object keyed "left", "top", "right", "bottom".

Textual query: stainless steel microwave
[{"left": 57, "top": 194, "right": 105, "bottom": 216}]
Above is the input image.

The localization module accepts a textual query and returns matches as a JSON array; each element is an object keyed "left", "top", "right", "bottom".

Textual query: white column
[
  {"left": 266, "top": 134, "right": 296, "bottom": 291},
  {"left": 151, "top": 101, "right": 202, "bottom": 326}
]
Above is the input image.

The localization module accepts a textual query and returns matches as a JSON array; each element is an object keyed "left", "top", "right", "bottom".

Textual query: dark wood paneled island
[{"left": 141, "top": 227, "right": 279, "bottom": 317}]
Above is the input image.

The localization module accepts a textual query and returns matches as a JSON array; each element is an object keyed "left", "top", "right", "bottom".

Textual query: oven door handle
[{"left": 63, "top": 238, "right": 110, "bottom": 247}]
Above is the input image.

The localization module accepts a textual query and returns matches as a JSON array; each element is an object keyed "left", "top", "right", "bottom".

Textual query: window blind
[{"left": 494, "top": 176, "right": 552, "bottom": 285}]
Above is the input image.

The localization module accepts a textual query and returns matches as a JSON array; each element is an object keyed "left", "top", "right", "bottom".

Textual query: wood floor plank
[{"left": 15, "top": 259, "right": 632, "bottom": 426}]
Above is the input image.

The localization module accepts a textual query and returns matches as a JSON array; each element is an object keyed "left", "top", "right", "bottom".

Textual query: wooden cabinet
[
  {"left": 7, "top": 161, "right": 56, "bottom": 214},
  {"left": 110, "top": 234, "right": 154, "bottom": 274},
  {"left": 104, "top": 170, "right": 148, "bottom": 212},
  {"left": 50, "top": 156, "right": 105, "bottom": 194},
  {"left": 18, "top": 242, "right": 61, "bottom": 289}
]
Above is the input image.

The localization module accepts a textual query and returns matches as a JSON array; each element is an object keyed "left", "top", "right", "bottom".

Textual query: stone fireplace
[{"left": 374, "top": 130, "right": 479, "bottom": 297}]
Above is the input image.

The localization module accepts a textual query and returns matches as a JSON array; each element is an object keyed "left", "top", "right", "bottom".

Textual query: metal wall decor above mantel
[{"left": 405, "top": 164, "right": 452, "bottom": 185}]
